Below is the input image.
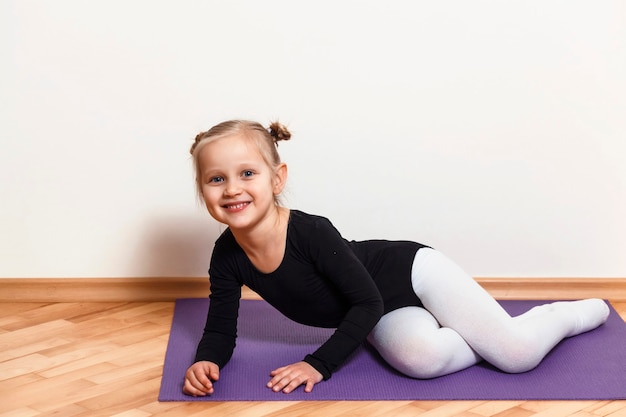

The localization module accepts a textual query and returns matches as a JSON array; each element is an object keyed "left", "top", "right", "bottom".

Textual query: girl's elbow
[{"left": 369, "top": 297, "right": 385, "bottom": 320}]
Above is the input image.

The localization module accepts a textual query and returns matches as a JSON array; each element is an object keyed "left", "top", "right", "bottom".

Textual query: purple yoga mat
[{"left": 159, "top": 299, "right": 626, "bottom": 401}]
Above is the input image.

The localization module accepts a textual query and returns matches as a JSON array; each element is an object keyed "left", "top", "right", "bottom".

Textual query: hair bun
[{"left": 268, "top": 122, "right": 291, "bottom": 144}]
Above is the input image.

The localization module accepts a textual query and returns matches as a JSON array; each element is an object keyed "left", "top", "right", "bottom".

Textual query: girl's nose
[{"left": 224, "top": 180, "right": 242, "bottom": 196}]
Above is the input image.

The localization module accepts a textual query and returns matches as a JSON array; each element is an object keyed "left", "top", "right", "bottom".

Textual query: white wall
[{"left": 1, "top": 0, "right": 624, "bottom": 278}]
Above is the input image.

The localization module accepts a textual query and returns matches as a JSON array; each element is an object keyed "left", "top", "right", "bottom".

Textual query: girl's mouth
[{"left": 223, "top": 202, "right": 250, "bottom": 211}]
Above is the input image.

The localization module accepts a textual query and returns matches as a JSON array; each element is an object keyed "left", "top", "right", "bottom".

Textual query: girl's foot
[{"left": 554, "top": 298, "right": 610, "bottom": 337}]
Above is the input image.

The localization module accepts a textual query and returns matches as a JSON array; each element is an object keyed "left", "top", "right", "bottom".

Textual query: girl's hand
[
  {"left": 267, "top": 361, "right": 323, "bottom": 394},
  {"left": 183, "top": 361, "right": 220, "bottom": 396}
]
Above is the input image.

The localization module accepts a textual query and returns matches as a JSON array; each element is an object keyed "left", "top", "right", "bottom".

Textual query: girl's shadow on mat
[
  {"left": 175, "top": 299, "right": 336, "bottom": 347},
  {"left": 236, "top": 301, "right": 336, "bottom": 346}
]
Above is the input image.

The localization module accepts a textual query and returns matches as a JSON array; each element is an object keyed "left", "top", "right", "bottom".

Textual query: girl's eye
[
  {"left": 208, "top": 176, "right": 224, "bottom": 184},
  {"left": 242, "top": 170, "right": 254, "bottom": 178}
]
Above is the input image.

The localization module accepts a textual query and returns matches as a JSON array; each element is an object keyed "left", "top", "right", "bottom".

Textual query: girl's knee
[
  {"left": 486, "top": 332, "right": 543, "bottom": 374},
  {"left": 370, "top": 328, "right": 465, "bottom": 379},
  {"left": 401, "top": 353, "right": 456, "bottom": 379},
  {"left": 496, "top": 355, "right": 541, "bottom": 374},
  {"left": 369, "top": 307, "right": 473, "bottom": 379}
]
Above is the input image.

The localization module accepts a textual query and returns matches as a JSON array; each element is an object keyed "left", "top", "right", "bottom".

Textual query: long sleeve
[
  {"left": 194, "top": 242, "right": 243, "bottom": 368},
  {"left": 301, "top": 217, "right": 384, "bottom": 379}
]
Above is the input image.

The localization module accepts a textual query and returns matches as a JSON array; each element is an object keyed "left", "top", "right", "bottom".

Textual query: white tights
[{"left": 367, "top": 248, "right": 610, "bottom": 378}]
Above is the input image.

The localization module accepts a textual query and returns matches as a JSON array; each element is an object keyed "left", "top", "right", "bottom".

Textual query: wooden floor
[{"left": 1, "top": 300, "right": 625, "bottom": 417}]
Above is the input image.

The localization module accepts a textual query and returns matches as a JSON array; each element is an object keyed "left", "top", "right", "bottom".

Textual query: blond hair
[{"left": 190, "top": 119, "right": 291, "bottom": 201}]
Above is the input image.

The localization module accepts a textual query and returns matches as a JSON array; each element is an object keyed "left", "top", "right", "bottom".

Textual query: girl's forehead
[
  {"left": 215, "top": 134, "right": 261, "bottom": 154},
  {"left": 201, "top": 134, "right": 266, "bottom": 164}
]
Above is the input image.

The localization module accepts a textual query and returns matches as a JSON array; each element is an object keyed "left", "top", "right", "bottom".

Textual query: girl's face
[{"left": 198, "top": 134, "right": 286, "bottom": 231}]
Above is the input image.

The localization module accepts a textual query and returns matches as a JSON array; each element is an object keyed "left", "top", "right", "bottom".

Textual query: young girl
[{"left": 183, "top": 120, "right": 610, "bottom": 396}]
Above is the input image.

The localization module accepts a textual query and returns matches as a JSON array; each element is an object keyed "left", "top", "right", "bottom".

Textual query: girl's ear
[{"left": 273, "top": 163, "right": 288, "bottom": 195}]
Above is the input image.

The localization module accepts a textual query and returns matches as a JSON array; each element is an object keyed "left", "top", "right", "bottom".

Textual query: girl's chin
[{"left": 219, "top": 213, "right": 254, "bottom": 229}]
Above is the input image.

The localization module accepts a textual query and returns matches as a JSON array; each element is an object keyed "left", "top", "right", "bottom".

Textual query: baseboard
[
  {"left": 476, "top": 277, "right": 626, "bottom": 301},
  {"left": 1, "top": 277, "right": 625, "bottom": 302}
]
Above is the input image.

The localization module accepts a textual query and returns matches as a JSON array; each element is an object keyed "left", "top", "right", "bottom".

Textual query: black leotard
[{"left": 195, "top": 210, "right": 427, "bottom": 379}]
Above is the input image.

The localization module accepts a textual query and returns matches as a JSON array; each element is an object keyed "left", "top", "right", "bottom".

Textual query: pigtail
[{"left": 268, "top": 122, "right": 291, "bottom": 145}]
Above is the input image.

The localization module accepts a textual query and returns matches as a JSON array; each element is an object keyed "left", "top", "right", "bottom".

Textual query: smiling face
[{"left": 197, "top": 133, "right": 287, "bottom": 231}]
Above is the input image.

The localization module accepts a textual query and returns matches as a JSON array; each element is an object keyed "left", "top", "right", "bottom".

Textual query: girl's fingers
[
  {"left": 183, "top": 364, "right": 216, "bottom": 396},
  {"left": 267, "top": 362, "right": 322, "bottom": 394},
  {"left": 304, "top": 380, "right": 315, "bottom": 393},
  {"left": 183, "top": 376, "right": 210, "bottom": 396}
]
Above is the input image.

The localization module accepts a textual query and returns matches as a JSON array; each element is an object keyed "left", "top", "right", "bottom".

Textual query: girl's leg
[
  {"left": 410, "top": 248, "right": 609, "bottom": 374},
  {"left": 367, "top": 306, "right": 482, "bottom": 378}
]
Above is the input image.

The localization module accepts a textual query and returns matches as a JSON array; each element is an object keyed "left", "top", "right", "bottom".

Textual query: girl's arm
[
  {"left": 269, "top": 217, "right": 384, "bottom": 393},
  {"left": 186, "top": 238, "right": 243, "bottom": 396},
  {"left": 305, "top": 217, "right": 384, "bottom": 378},
  {"left": 193, "top": 268, "right": 242, "bottom": 368},
  {"left": 184, "top": 280, "right": 239, "bottom": 396}
]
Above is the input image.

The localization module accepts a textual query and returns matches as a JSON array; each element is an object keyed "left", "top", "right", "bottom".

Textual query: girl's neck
[{"left": 230, "top": 206, "right": 290, "bottom": 252}]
